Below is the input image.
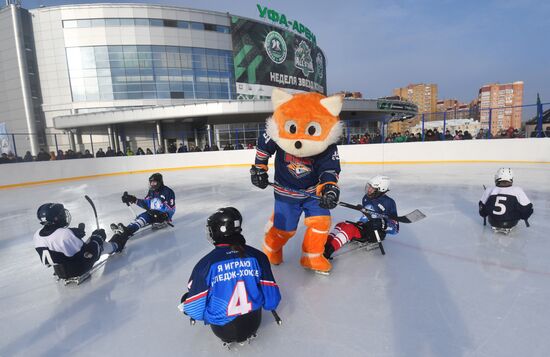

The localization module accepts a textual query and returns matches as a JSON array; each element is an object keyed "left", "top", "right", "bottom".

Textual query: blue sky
[{"left": 23, "top": 0, "right": 550, "bottom": 105}]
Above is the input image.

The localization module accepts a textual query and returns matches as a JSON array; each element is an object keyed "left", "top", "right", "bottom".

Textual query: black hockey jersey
[
  {"left": 33, "top": 227, "right": 102, "bottom": 279},
  {"left": 479, "top": 186, "right": 533, "bottom": 224}
]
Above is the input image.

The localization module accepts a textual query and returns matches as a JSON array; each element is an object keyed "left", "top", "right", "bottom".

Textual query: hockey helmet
[
  {"left": 37, "top": 203, "right": 71, "bottom": 227},
  {"left": 495, "top": 168, "right": 513, "bottom": 185},
  {"left": 366, "top": 175, "right": 390, "bottom": 198},
  {"left": 149, "top": 172, "right": 163, "bottom": 191},
  {"left": 206, "top": 207, "right": 243, "bottom": 244}
]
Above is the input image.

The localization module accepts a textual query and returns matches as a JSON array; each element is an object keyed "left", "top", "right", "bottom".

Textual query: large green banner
[{"left": 231, "top": 16, "right": 327, "bottom": 98}]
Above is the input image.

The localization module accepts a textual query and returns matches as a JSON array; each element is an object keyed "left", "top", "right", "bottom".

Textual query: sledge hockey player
[
  {"left": 250, "top": 88, "right": 343, "bottom": 273},
  {"left": 114, "top": 173, "right": 175, "bottom": 246},
  {"left": 323, "top": 175, "right": 399, "bottom": 259},
  {"left": 180, "top": 207, "right": 281, "bottom": 346},
  {"left": 479, "top": 168, "right": 533, "bottom": 232},
  {"left": 33, "top": 203, "right": 125, "bottom": 279}
]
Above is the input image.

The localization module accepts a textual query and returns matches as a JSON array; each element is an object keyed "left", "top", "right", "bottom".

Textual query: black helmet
[
  {"left": 206, "top": 207, "right": 243, "bottom": 244},
  {"left": 37, "top": 203, "right": 70, "bottom": 227},
  {"left": 149, "top": 173, "right": 163, "bottom": 191}
]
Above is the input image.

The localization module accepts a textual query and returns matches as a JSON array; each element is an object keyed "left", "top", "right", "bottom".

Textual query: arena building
[{"left": 0, "top": 2, "right": 416, "bottom": 155}]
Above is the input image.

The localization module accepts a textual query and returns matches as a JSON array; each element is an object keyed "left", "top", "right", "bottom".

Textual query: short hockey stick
[
  {"left": 272, "top": 310, "right": 282, "bottom": 325},
  {"left": 482, "top": 185, "right": 487, "bottom": 226},
  {"left": 266, "top": 182, "right": 425, "bottom": 224},
  {"left": 85, "top": 195, "right": 100, "bottom": 230}
]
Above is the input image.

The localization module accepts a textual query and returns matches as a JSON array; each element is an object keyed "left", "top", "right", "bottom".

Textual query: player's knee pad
[
  {"left": 303, "top": 216, "right": 331, "bottom": 254},
  {"left": 264, "top": 226, "right": 295, "bottom": 251},
  {"left": 304, "top": 215, "right": 331, "bottom": 231}
]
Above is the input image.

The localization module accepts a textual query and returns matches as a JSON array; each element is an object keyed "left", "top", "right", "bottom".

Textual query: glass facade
[
  {"left": 62, "top": 18, "right": 230, "bottom": 33},
  {"left": 66, "top": 45, "right": 235, "bottom": 101}
]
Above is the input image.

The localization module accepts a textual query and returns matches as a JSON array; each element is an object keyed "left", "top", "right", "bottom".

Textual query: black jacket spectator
[
  {"left": 177, "top": 144, "right": 187, "bottom": 153},
  {"left": 23, "top": 151, "right": 34, "bottom": 162},
  {"left": 168, "top": 143, "right": 177, "bottom": 153},
  {"left": 96, "top": 148, "right": 106, "bottom": 158},
  {"left": 146, "top": 148, "right": 153, "bottom": 155},
  {"left": 36, "top": 149, "right": 51, "bottom": 161},
  {"left": 105, "top": 147, "right": 115, "bottom": 157},
  {"left": 0, "top": 153, "right": 10, "bottom": 164},
  {"left": 136, "top": 147, "right": 145, "bottom": 155},
  {"left": 82, "top": 150, "right": 93, "bottom": 158}
]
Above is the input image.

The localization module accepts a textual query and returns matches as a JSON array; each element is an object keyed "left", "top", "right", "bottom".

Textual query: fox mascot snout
[{"left": 251, "top": 88, "right": 344, "bottom": 273}]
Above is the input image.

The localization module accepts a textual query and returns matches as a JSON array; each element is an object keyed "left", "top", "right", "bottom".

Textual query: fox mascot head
[{"left": 266, "top": 88, "right": 344, "bottom": 158}]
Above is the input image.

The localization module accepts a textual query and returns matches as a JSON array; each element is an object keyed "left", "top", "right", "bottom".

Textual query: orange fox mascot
[{"left": 250, "top": 88, "right": 343, "bottom": 273}]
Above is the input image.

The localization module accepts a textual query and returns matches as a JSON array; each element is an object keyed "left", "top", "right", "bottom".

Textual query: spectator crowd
[{"left": 1, "top": 125, "right": 547, "bottom": 165}]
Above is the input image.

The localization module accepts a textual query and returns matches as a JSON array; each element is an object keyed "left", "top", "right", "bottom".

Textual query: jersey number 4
[
  {"left": 40, "top": 250, "right": 57, "bottom": 267},
  {"left": 227, "top": 281, "right": 252, "bottom": 316},
  {"left": 493, "top": 196, "right": 507, "bottom": 215}
]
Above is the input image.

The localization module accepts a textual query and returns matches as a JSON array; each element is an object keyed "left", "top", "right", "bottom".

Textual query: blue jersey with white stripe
[
  {"left": 255, "top": 132, "right": 341, "bottom": 202},
  {"left": 359, "top": 194, "right": 399, "bottom": 235},
  {"left": 183, "top": 244, "right": 281, "bottom": 326}
]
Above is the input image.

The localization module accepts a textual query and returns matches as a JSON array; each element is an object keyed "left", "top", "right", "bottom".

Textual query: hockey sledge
[
  {"left": 330, "top": 241, "right": 381, "bottom": 259},
  {"left": 491, "top": 226, "right": 515, "bottom": 235},
  {"left": 56, "top": 252, "right": 120, "bottom": 285}
]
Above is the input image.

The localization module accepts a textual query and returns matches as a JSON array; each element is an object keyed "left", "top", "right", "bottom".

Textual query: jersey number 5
[
  {"left": 493, "top": 196, "right": 507, "bottom": 215},
  {"left": 227, "top": 281, "right": 252, "bottom": 316}
]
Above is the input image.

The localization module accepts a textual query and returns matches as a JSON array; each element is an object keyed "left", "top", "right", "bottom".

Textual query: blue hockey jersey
[
  {"left": 255, "top": 132, "right": 341, "bottom": 202},
  {"left": 359, "top": 194, "right": 399, "bottom": 235},
  {"left": 137, "top": 186, "right": 176, "bottom": 219},
  {"left": 183, "top": 244, "right": 281, "bottom": 326}
]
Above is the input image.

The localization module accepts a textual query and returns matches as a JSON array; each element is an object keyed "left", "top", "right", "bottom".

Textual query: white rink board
[{"left": 2, "top": 138, "right": 549, "bottom": 188}]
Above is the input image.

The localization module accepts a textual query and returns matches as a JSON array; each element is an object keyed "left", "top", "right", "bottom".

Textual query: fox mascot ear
[
  {"left": 320, "top": 94, "right": 344, "bottom": 116},
  {"left": 271, "top": 88, "right": 293, "bottom": 110}
]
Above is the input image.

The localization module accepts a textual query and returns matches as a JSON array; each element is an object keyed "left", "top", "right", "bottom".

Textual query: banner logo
[
  {"left": 294, "top": 40, "right": 313, "bottom": 77},
  {"left": 264, "top": 31, "right": 287, "bottom": 64}
]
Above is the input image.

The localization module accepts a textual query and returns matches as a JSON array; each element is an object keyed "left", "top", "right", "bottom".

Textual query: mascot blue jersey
[
  {"left": 255, "top": 132, "right": 341, "bottom": 202},
  {"left": 183, "top": 244, "right": 281, "bottom": 326},
  {"left": 136, "top": 186, "right": 176, "bottom": 219},
  {"left": 359, "top": 194, "right": 399, "bottom": 235}
]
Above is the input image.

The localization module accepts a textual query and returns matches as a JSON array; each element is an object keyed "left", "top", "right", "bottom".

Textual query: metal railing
[{"left": 1, "top": 102, "right": 548, "bottom": 163}]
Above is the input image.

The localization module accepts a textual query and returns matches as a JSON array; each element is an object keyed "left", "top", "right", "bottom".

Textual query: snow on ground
[{"left": 1, "top": 163, "right": 549, "bottom": 357}]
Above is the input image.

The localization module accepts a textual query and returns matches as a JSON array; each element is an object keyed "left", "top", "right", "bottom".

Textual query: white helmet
[
  {"left": 366, "top": 175, "right": 390, "bottom": 195},
  {"left": 495, "top": 168, "right": 513, "bottom": 184}
]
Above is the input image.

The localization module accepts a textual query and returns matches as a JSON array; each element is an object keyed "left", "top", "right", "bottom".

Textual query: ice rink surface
[{"left": 1, "top": 163, "right": 549, "bottom": 357}]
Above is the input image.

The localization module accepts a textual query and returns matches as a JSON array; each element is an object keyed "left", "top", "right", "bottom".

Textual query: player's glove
[
  {"left": 319, "top": 183, "right": 340, "bottom": 209},
  {"left": 149, "top": 210, "right": 169, "bottom": 223},
  {"left": 121, "top": 191, "right": 137, "bottom": 205},
  {"left": 91, "top": 228, "right": 106, "bottom": 240},
  {"left": 358, "top": 218, "right": 387, "bottom": 243},
  {"left": 250, "top": 165, "right": 269, "bottom": 189},
  {"left": 180, "top": 292, "right": 189, "bottom": 304},
  {"left": 478, "top": 201, "right": 488, "bottom": 217},
  {"left": 364, "top": 218, "right": 387, "bottom": 232},
  {"left": 70, "top": 223, "right": 86, "bottom": 239}
]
